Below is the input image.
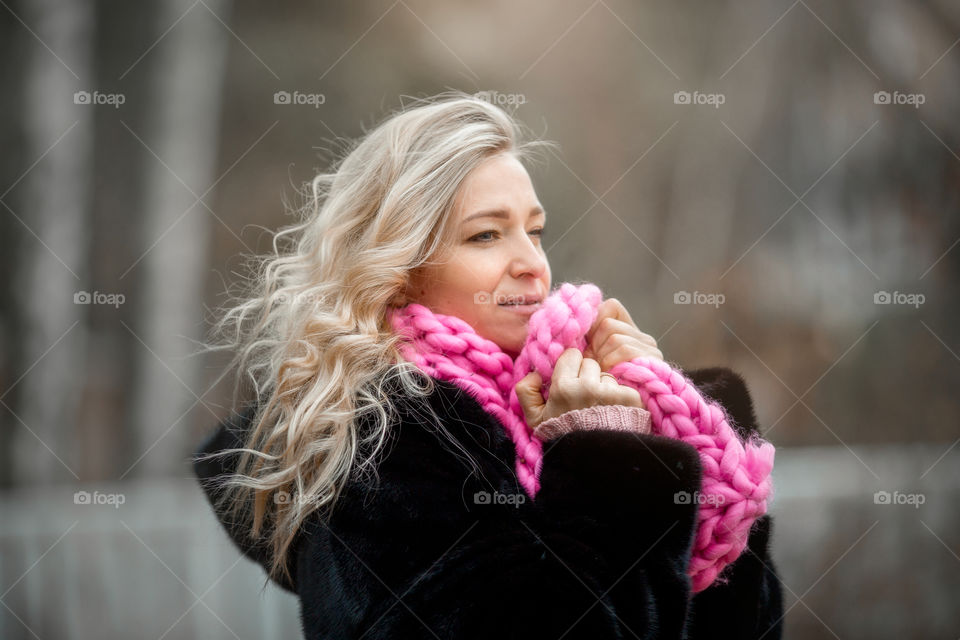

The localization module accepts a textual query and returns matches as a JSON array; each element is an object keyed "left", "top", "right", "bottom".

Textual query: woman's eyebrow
[{"left": 463, "top": 206, "right": 546, "bottom": 223}]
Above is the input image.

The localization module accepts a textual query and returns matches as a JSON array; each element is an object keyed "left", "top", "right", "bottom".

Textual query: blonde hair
[{"left": 196, "top": 90, "right": 554, "bottom": 587}]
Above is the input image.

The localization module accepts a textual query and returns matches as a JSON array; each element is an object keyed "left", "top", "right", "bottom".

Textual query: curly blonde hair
[{"left": 196, "top": 90, "right": 554, "bottom": 587}]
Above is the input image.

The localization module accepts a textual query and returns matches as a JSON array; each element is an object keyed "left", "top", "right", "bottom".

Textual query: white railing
[{"left": 0, "top": 476, "right": 301, "bottom": 640}]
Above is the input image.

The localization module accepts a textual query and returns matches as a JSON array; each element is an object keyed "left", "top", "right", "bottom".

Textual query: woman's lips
[{"left": 498, "top": 301, "right": 543, "bottom": 315}]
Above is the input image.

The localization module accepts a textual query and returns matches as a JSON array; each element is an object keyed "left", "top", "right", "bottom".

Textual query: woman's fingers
[
  {"left": 552, "top": 347, "right": 582, "bottom": 381},
  {"left": 599, "top": 372, "right": 619, "bottom": 386},
  {"left": 578, "top": 355, "right": 601, "bottom": 383},
  {"left": 514, "top": 371, "right": 545, "bottom": 427},
  {"left": 540, "top": 348, "right": 647, "bottom": 419},
  {"left": 616, "top": 385, "right": 645, "bottom": 409}
]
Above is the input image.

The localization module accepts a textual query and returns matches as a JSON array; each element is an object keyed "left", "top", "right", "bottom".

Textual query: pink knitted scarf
[{"left": 386, "top": 282, "right": 775, "bottom": 593}]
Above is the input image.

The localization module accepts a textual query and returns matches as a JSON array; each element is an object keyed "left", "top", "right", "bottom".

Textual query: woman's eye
[
  {"left": 469, "top": 228, "right": 546, "bottom": 243},
  {"left": 469, "top": 231, "right": 498, "bottom": 242}
]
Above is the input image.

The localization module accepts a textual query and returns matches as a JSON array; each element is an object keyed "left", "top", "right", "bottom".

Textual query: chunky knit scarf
[{"left": 387, "top": 282, "right": 775, "bottom": 593}]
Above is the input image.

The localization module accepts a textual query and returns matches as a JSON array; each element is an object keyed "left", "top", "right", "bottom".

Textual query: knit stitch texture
[{"left": 534, "top": 404, "right": 652, "bottom": 441}]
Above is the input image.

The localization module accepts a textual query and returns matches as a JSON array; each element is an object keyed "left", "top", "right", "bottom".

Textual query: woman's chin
[
  {"left": 500, "top": 339, "right": 526, "bottom": 359},
  {"left": 480, "top": 326, "right": 527, "bottom": 358}
]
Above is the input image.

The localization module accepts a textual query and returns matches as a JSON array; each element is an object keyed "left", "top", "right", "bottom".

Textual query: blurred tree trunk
[
  {"left": 11, "top": 0, "right": 92, "bottom": 485},
  {"left": 0, "top": 0, "right": 23, "bottom": 489},
  {"left": 655, "top": 6, "right": 783, "bottom": 352},
  {"left": 126, "top": 0, "right": 231, "bottom": 478}
]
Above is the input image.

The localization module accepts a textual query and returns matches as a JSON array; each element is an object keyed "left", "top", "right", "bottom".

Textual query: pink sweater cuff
[{"left": 533, "top": 404, "right": 652, "bottom": 441}]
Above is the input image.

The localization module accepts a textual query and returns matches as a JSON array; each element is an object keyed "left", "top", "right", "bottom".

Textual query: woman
[{"left": 193, "top": 91, "right": 784, "bottom": 639}]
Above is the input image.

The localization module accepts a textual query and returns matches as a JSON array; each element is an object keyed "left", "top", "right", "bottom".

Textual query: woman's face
[{"left": 405, "top": 152, "right": 551, "bottom": 357}]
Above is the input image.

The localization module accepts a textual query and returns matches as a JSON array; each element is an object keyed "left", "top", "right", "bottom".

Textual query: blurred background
[{"left": 1, "top": 0, "right": 958, "bottom": 638}]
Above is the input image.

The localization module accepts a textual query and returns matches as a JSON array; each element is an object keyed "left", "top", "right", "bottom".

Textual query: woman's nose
[{"left": 509, "top": 234, "right": 548, "bottom": 279}]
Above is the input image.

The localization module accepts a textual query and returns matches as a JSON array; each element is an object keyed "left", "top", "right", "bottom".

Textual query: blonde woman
[{"left": 193, "top": 91, "right": 783, "bottom": 639}]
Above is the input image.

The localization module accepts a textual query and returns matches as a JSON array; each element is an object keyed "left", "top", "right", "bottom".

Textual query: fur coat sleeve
[{"left": 192, "top": 367, "right": 784, "bottom": 639}]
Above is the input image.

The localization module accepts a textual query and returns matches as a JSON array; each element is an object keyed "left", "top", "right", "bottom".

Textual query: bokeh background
[{"left": 2, "top": 1, "right": 959, "bottom": 638}]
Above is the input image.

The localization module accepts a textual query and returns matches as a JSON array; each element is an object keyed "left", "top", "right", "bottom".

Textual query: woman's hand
[
  {"left": 515, "top": 348, "right": 645, "bottom": 429},
  {"left": 583, "top": 298, "right": 663, "bottom": 371}
]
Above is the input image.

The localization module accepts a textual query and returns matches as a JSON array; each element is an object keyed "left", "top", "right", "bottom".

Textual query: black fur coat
[{"left": 193, "top": 366, "right": 784, "bottom": 639}]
